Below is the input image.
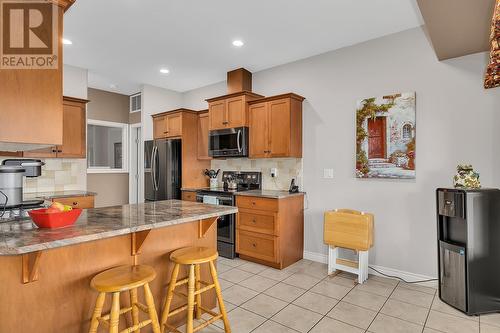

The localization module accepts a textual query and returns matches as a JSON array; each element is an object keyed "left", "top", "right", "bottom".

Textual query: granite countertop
[
  {"left": 182, "top": 187, "right": 305, "bottom": 199},
  {"left": 0, "top": 200, "right": 237, "bottom": 255},
  {"left": 235, "top": 190, "right": 305, "bottom": 199},
  {"left": 25, "top": 190, "right": 97, "bottom": 201}
]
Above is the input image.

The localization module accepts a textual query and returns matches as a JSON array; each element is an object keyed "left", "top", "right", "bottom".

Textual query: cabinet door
[
  {"left": 153, "top": 116, "right": 167, "bottom": 139},
  {"left": 226, "top": 96, "right": 246, "bottom": 128},
  {"left": 268, "top": 98, "right": 291, "bottom": 157},
  {"left": 166, "top": 113, "right": 182, "bottom": 137},
  {"left": 57, "top": 100, "right": 86, "bottom": 158},
  {"left": 208, "top": 100, "right": 227, "bottom": 130},
  {"left": 249, "top": 102, "right": 269, "bottom": 158},
  {"left": 197, "top": 113, "right": 211, "bottom": 160}
]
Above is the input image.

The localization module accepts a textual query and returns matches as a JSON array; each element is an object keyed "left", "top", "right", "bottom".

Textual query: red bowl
[{"left": 28, "top": 208, "right": 82, "bottom": 229}]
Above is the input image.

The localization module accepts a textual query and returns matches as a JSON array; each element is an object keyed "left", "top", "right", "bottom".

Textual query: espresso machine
[{"left": 0, "top": 159, "right": 45, "bottom": 220}]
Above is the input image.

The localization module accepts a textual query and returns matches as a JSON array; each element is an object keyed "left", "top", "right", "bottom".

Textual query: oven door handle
[{"left": 237, "top": 129, "right": 242, "bottom": 153}]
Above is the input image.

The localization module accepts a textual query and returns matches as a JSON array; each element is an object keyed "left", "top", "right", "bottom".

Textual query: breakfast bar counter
[{"left": 0, "top": 200, "right": 236, "bottom": 333}]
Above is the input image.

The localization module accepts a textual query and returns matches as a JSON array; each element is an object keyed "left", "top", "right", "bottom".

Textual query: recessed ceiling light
[
  {"left": 62, "top": 38, "right": 72, "bottom": 45},
  {"left": 160, "top": 68, "right": 170, "bottom": 74},
  {"left": 232, "top": 40, "right": 244, "bottom": 47}
]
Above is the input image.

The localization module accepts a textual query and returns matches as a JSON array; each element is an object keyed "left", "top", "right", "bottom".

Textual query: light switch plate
[{"left": 323, "top": 168, "right": 334, "bottom": 179}]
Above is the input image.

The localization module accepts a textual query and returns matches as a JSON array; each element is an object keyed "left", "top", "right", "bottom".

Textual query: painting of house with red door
[{"left": 356, "top": 92, "right": 416, "bottom": 179}]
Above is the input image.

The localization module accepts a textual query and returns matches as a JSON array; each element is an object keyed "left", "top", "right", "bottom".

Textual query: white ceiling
[{"left": 63, "top": 0, "right": 423, "bottom": 95}]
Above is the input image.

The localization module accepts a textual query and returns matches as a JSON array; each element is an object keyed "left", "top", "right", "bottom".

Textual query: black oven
[
  {"left": 209, "top": 127, "right": 248, "bottom": 158},
  {"left": 196, "top": 191, "right": 237, "bottom": 259}
]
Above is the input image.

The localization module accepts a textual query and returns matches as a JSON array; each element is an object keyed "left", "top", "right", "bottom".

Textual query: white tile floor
[{"left": 175, "top": 257, "right": 500, "bottom": 333}]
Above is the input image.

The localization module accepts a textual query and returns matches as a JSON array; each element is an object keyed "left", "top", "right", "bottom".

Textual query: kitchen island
[{"left": 0, "top": 200, "right": 237, "bottom": 332}]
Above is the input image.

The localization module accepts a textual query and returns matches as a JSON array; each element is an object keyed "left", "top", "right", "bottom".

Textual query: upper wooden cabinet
[
  {"left": 206, "top": 92, "right": 263, "bottom": 130},
  {"left": 248, "top": 93, "right": 304, "bottom": 158},
  {"left": 153, "top": 110, "right": 184, "bottom": 139},
  {"left": 23, "top": 96, "right": 88, "bottom": 158},
  {"left": 197, "top": 110, "right": 211, "bottom": 160},
  {"left": 0, "top": 6, "right": 64, "bottom": 150},
  {"left": 151, "top": 109, "right": 211, "bottom": 188}
]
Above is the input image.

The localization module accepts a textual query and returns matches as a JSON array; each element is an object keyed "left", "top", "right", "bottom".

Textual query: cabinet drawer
[
  {"left": 182, "top": 191, "right": 197, "bottom": 202},
  {"left": 52, "top": 196, "right": 94, "bottom": 209},
  {"left": 238, "top": 209, "right": 277, "bottom": 235},
  {"left": 237, "top": 196, "right": 278, "bottom": 212},
  {"left": 237, "top": 230, "right": 278, "bottom": 263}
]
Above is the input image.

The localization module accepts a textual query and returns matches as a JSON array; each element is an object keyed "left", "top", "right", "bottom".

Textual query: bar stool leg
[
  {"left": 130, "top": 288, "right": 140, "bottom": 333},
  {"left": 160, "top": 263, "right": 180, "bottom": 332},
  {"left": 144, "top": 282, "right": 161, "bottom": 333},
  {"left": 209, "top": 260, "right": 231, "bottom": 333},
  {"left": 89, "top": 292, "right": 105, "bottom": 333},
  {"left": 195, "top": 264, "right": 202, "bottom": 319},
  {"left": 110, "top": 292, "right": 121, "bottom": 333},
  {"left": 186, "top": 264, "right": 196, "bottom": 333}
]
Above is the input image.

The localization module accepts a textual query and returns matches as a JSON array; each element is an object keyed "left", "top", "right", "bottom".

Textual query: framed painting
[{"left": 356, "top": 92, "right": 416, "bottom": 179}]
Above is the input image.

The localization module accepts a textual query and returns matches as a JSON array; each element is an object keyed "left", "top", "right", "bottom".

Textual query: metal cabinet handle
[
  {"left": 252, "top": 243, "right": 257, "bottom": 247},
  {"left": 252, "top": 219, "right": 256, "bottom": 223},
  {"left": 222, "top": 121, "right": 229, "bottom": 125},
  {"left": 72, "top": 202, "right": 78, "bottom": 206}
]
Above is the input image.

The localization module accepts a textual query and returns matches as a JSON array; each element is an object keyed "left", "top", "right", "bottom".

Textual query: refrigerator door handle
[
  {"left": 237, "top": 129, "right": 242, "bottom": 153},
  {"left": 152, "top": 145, "right": 158, "bottom": 191}
]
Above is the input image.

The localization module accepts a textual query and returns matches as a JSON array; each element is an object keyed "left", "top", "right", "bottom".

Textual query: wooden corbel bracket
[
  {"left": 199, "top": 217, "right": 218, "bottom": 238},
  {"left": 131, "top": 230, "right": 151, "bottom": 265},
  {"left": 22, "top": 251, "right": 43, "bottom": 284}
]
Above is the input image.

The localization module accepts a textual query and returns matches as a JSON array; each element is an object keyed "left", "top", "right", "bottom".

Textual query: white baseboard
[{"left": 303, "top": 250, "right": 437, "bottom": 287}]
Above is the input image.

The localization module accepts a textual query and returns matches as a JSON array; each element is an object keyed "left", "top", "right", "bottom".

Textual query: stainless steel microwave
[{"left": 208, "top": 127, "right": 248, "bottom": 158}]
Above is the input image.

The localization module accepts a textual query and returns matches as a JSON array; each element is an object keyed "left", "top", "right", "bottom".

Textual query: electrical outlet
[
  {"left": 270, "top": 168, "right": 278, "bottom": 178},
  {"left": 323, "top": 168, "right": 334, "bottom": 179}
]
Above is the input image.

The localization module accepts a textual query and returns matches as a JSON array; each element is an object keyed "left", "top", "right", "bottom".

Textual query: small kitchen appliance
[
  {"left": 208, "top": 127, "right": 249, "bottom": 158},
  {"left": 196, "top": 171, "right": 261, "bottom": 258},
  {"left": 436, "top": 188, "right": 500, "bottom": 315},
  {"left": 0, "top": 159, "right": 46, "bottom": 221}
]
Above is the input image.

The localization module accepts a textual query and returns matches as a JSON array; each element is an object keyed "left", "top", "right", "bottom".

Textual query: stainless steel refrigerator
[{"left": 145, "top": 139, "right": 182, "bottom": 201}]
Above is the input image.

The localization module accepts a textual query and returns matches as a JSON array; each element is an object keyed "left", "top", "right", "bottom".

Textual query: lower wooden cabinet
[
  {"left": 52, "top": 195, "right": 95, "bottom": 209},
  {"left": 236, "top": 194, "right": 304, "bottom": 269},
  {"left": 181, "top": 190, "right": 197, "bottom": 202}
]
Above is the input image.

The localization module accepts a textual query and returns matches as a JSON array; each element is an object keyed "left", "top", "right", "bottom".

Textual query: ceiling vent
[{"left": 130, "top": 92, "right": 142, "bottom": 113}]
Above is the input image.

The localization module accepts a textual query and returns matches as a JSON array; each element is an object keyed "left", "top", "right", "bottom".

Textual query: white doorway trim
[{"left": 129, "top": 123, "right": 142, "bottom": 204}]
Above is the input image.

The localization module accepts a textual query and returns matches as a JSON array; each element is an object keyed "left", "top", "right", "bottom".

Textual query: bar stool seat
[
  {"left": 161, "top": 246, "right": 230, "bottom": 333},
  {"left": 91, "top": 264, "right": 156, "bottom": 292},
  {"left": 170, "top": 247, "right": 218, "bottom": 265},
  {"left": 88, "top": 265, "right": 161, "bottom": 333}
]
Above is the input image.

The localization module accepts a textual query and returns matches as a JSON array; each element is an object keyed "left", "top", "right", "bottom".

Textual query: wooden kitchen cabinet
[
  {"left": 153, "top": 111, "right": 183, "bottom": 139},
  {"left": 206, "top": 91, "right": 263, "bottom": 130},
  {"left": 151, "top": 109, "right": 210, "bottom": 189},
  {"left": 197, "top": 110, "right": 211, "bottom": 160},
  {"left": 249, "top": 93, "right": 304, "bottom": 159},
  {"left": 0, "top": 1, "right": 76, "bottom": 150},
  {"left": 236, "top": 194, "right": 304, "bottom": 269},
  {"left": 181, "top": 190, "right": 197, "bottom": 202},
  {"left": 23, "top": 97, "right": 88, "bottom": 158}
]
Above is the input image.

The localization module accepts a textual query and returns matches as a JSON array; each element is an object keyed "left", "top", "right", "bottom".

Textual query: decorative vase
[
  {"left": 453, "top": 164, "right": 481, "bottom": 189},
  {"left": 209, "top": 178, "right": 218, "bottom": 189}
]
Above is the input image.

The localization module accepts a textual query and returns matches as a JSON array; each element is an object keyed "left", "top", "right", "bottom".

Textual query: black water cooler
[{"left": 437, "top": 188, "right": 500, "bottom": 315}]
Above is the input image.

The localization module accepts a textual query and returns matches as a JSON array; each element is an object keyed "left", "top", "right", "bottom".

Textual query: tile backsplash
[
  {"left": 0, "top": 158, "right": 87, "bottom": 193},
  {"left": 211, "top": 158, "right": 303, "bottom": 191}
]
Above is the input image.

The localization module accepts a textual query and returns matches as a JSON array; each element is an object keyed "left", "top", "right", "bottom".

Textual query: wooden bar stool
[
  {"left": 160, "top": 247, "right": 230, "bottom": 333},
  {"left": 88, "top": 265, "right": 161, "bottom": 333}
]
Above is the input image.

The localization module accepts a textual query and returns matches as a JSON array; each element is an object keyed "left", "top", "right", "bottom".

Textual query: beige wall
[
  {"left": 87, "top": 88, "right": 130, "bottom": 207},
  {"left": 182, "top": 27, "right": 500, "bottom": 278},
  {"left": 87, "top": 88, "right": 130, "bottom": 123},
  {"left": 87, "top": 174, "right": 129, "bottom": 208}
]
